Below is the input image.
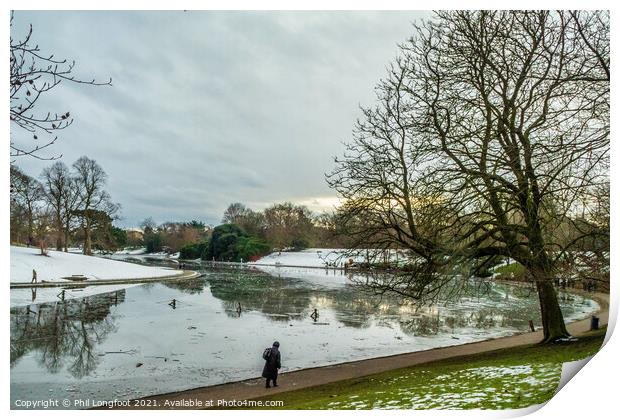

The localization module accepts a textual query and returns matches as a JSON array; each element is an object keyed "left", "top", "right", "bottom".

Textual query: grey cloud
[{"left": 11, "top": 10, "right": 429, "bottom": 227}]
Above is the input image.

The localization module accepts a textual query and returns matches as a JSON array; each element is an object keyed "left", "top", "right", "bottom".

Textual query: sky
[{"left": 11, "top": 11, "right": 429, "bottom": 227}]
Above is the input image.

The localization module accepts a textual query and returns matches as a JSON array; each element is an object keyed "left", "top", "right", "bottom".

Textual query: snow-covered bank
[
  {"left": 249, "top": 248, "right": 410, "bottom": 268},
  {"left": 10, "top": 246, "right": 182, "bottom": 283},
  {"left": 250, "top": 248, "right": 358, "bottom": 267},
  {"left": 246, "top": 248, "right": 411, "bottom": 282},
  {"left": 113, "top": 248, "right": 180, "bottom": 260},
  {"left": 113, "top": 247, "right": 147, "bottom": 255},
  {"left": 10, "top": 246, "right": 184, "bottom": 308}
]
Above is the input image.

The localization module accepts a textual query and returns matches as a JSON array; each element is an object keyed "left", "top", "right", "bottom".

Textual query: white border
[{"left": 3, "top": 2, "right": 617, "bottom": 420}]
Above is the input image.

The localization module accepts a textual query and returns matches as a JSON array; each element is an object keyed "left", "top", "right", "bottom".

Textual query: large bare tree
[
  {"left": 10, "top": 165, "right": 45, "bottom": 246},
  {"left": 40, "top": 162, "right": 80, "bottom": 251},
  {"left": 263, "top": 202, "right": 314, "bottom": 249},
  {"left": 329, "top": 11, "right": 609, "bottom": 342},
  {"left": 72, "top": 156, "right": 118, "bottom": 255}
]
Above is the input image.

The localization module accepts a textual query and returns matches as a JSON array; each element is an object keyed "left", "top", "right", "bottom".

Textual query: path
[{"left": 113, "top": 291, "right": 608, "bottom": 410}]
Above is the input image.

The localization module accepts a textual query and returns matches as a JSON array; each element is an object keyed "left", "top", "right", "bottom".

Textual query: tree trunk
[
  {"left": 535, "top": 277, "right": 570, "bottom": 342},
  {"left": 528, "top": 221, "right": 570, "bottom": 342},
  {"left": 63, "top": 222, "right": 70, "bottom": 252},
  {"left": 27, "top": 213, "right": 34, "bottom": 247},
  {"left": 39, "top": 238, "right": 47, "bottom": 256},
  {"left": 84, "top": 217, "right": 92, "bottom": 255},
  {"left": 55, "top": 213, "right": 63, "bottom": 251}
]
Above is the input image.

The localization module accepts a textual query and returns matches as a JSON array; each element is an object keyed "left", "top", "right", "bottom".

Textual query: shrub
[
  {"left": 291, "top": 238, "right": 310, "bottom": 251},
  {"left": 235, "top": 236, "right": 271, "bottom": 262},
  {"left": 111, "top": 226, "right": 128, "bottom": 249},
  {"left": 179, "top": 241, "right": 208, "bottom": 259},
  {"left": 204, "top": 223, "right": 271, "bottom": 262},
  {"left": 143, "top": 232, "right": 162, "bottom": 253}
]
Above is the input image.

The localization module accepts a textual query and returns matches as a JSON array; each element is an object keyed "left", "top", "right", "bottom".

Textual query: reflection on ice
[{"left": 10, "top": 265, "right": 599, "bottom": 409}]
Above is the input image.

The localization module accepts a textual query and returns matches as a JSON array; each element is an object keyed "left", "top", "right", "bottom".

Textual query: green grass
[
  {"left": 251, "top": 328, "right": 606, "bottom": 410},
  {"left": 494, "top": 262, "right": 526, "bottom": 280}
]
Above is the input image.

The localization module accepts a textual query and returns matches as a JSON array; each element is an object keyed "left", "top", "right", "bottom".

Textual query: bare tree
[
  {"left": 327, "top": 56, "right": 446, "bottom": 270},
  {"left": 139, "top": 217, "right": 157, "bottom": 234},
  {"left": 10, "top": 165, "right": 45, "bottom": 246},
  {"left": 60, "top": 175, "right": 81, "bottom": 252},
  {"left": 72, "top": 156, "right": 118, "bottom": 255},
  {"left": 263, "top": 202, "right": 314, "bottom": 249},
  {"left": 32, "top": 206, "right": 54, "bottom": 256},
  {"left": 40, "top": 162, "right": 80, "bottom": 251},
  {"left": 329, "top": 11, "right": 609, "bottom": 342},
  {"left": 10, "top": 12, "right": 111, "bottom": 160},
  {"left": 222, "top": 203, "right": 267, "bottom": 238},
  {"left": 222, "top": 203, "right": 250, "bottom": 224},
  {"left": 555, "top": 181, "right": 610, "bottom": 292}
]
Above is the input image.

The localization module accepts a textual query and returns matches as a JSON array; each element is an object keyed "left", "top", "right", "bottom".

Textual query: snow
[
  {"left": 112, "top": 248, "right": 179, "bottom": 260},
  {"left": 251, "top": 248, "right": 365, "bottom": 268},
  {"left": 251, "top": 248, "right": 412, "bottom": 268},
  {"left": 10, "top": 246, "right": 184, "bottom": 308},
  {"left": 113, "top": 247, "right": 147, "bottom": 255},
  {"left": 10, "top": 246, "right": 182, "bottom": 284}
]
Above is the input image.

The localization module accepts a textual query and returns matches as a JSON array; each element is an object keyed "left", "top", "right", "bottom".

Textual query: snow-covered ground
[
  {"left": 248, "top": 249, "right": 369, "bottom": 283},
  {"left": 113, "top": 247, "right": 147, "bottom": 255},
  {"left": 251, "top": 248, "right": 358, "bottom": 267},
  {"left": 113, "top": 248, "right": 180, "bottom": 260},
  {"left": 11, "top": 246, "right": 181, "bottom": 284},
  {"left": 250, "top": 248, "right": 409, "bottom": 268}
]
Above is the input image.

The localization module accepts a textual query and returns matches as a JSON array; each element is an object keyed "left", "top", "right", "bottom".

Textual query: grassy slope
[
  {"left": 494, "top": 262, "right": 526, "bottom": 279},
  {"left": 251, "top": 329, "right": 606, "bottom": 410}
]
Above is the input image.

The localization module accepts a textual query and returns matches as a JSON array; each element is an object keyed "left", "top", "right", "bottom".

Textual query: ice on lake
[{"left": 10, "top": 264, "right": 599, "bottom": 408}]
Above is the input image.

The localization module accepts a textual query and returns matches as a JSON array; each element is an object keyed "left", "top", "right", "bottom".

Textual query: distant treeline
[
  {"left": 11, "top": 159, "right": 347, "bottom": 260},
  {"left": 138, "top": 202, "right": 347, "bottom": 262}
]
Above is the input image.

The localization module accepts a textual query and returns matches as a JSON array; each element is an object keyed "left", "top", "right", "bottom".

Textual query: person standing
[{"left": 262, "top": 341, "right": 281, "bottom": 388}]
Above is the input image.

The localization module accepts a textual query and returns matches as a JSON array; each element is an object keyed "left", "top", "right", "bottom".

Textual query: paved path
[
  {"left": 117, "top": 291, "right": 608, "bottom": 410},
  {"left": 10, "top": 270, "right": 202, "bottom": 289}
]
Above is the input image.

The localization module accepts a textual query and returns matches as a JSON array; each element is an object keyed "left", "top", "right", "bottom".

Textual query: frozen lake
[{"left": 10, "top": 263, "right": 598, "bottom": 409}]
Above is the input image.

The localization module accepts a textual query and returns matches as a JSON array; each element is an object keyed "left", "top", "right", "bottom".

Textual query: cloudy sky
[{"left": 11, "top": 11, "right": 428, "bottom": 227}]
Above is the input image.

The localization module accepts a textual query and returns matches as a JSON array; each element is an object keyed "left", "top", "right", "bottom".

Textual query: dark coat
[{"left": 261, "top": 346, "right": 281, "bottom": 379}]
